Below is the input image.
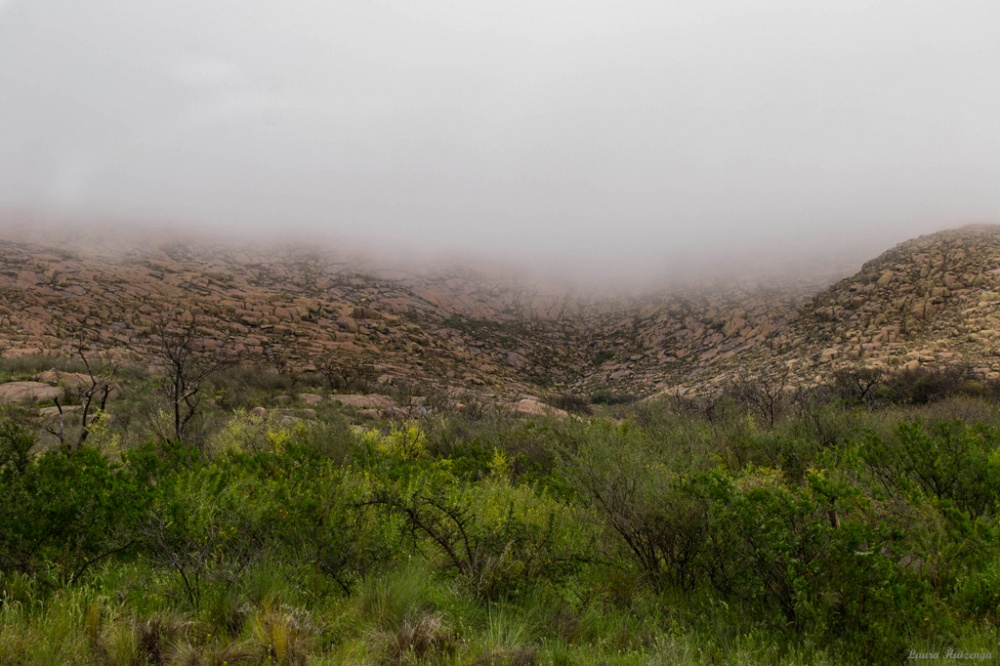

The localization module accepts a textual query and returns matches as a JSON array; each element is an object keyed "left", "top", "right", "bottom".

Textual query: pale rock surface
[{"left": 0, "top": 381, "right": 63, "bottom": 404}]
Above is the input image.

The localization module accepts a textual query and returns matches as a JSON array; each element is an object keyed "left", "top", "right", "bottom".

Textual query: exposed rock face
[
  {"left": 329, "top": 394, "right": 394, "bottom": 409},
  {"left": 0, "top": 223, "right": 997, "bottom": 398},
  {"left": 38, "top": 405, "right": 80, "bottom": 422},
  {"left": 512, "top": 398, "right": 569, "bottom": 419},
  {"left": 0, "top": 232, "right": 819, "bottom": 396},
  {"left": 0, "top": 381, "right": 63, "bottom": 404},
  {"left": 680, "top": 224, "right": 1000, "bottom": 394},
  {"left": 786, "top": 225, "right": 1000, "bottom": 376},
  {"left": 36, "top": 369, "right": 93, "bottom": 387},
  {"left": 297, "top": 393, "right": 324, "bottom": 406}
]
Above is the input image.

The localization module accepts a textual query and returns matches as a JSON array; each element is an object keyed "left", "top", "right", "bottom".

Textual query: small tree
[
  {"left": 317, "top": 353, "right": 378, "bottom": 393},
  {"left": 45, "top": 337, "right": 116, "bottom": 450},
  {"left": 151, "top": 314, "right": 234, "bottom": 444},
  {"left": 728, "top": 368, "right": 790, "bottom": 429},
  {"left": 831, "top": 366, "right": 884, "bottom": 408}
]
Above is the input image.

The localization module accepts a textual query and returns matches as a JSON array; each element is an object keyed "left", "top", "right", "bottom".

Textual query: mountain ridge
[{"left": 1, "top": 223, "right": 998, "bottom": 398}]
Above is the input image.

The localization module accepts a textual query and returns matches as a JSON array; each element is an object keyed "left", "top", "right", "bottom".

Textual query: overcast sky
[{"left": 0, "top": 1, "right": 998, "bottom": 282}]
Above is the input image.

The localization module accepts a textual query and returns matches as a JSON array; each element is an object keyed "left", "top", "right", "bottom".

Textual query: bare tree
[
  {"left": 263, "top": 340, "right": 302, "bottom": 385},
  {"left": 317, "top": 353, "right": 378, "bottom": 393},
  {"left": 151, "top": 314, "right": 234, "bottom": 444},
  {"left": 831, "top": 366, "right": 884, "bottom": 408},
  {"left": 728, "top": 368, "right": 790, "bottom": 429},
  {"left": 46, "top": 337, "right": 116, "bottom": 450},
  {"left": 387, "top": 377, "right": 426, "bottom": 421}
]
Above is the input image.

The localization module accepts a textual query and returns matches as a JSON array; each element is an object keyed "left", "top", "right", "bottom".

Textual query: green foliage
[
  {"left": 362, "top": 422, "right": 429, "bottom": 461},
  {"left": 860, "top": 419, "right": 1000, "bottom": 520},
  {"left": 0, "top": 441, "right": 152, "bottom": 585},
  {"left": 553, "top": 412, "right": 996, "bottom": 662},
  {"left": 589, "top": 387, "right": 637, "bottom": 405},
  {"left": 557, "top": 419, "right": 708, "bottom": 589},
  {"left": 699, "top": 467, "right": 926, "bottom": 659},
  {"left": 0, "top": 413, "right": 34, "bottom": 475},
  {"left": 365, "top": 450, "right": 589, "bottom": 600},
  {"left": 4, "top": 391, "right": 1000, "bottom": 663},
  {"left": 141, "top": 460, "right": 269, "bottom": 606}
]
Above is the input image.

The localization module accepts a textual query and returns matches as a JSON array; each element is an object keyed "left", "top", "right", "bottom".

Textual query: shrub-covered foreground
[{"left": 4, "top": 386, "right": 1000, "bottom": 664}]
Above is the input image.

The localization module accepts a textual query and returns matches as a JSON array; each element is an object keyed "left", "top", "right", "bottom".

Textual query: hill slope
[
  {"left": 0, "top": 224, "right": 997, "bottom": 397},
  {"left": 698, "top": 224, "right": 1000, "bottom": 393}
]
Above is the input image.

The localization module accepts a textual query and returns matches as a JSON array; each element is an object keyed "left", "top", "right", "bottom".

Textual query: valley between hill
[{"left": 1, "top": 224, "right": 998, "bottom": 401}]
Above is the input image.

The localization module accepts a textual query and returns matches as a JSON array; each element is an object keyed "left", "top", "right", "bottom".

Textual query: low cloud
[{"left": 0, "top": 1, "right": 997, "bottom": 289}]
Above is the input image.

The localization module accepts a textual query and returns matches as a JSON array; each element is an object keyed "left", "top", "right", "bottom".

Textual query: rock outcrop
[
  {"left": 0, "top": 223, "right": 998, "bottom": 399},
  {"left": 512, "top": 398, "right": 569, "bottom": 419},
  {"left": 0, "top": 381, "right": 63, "bottom": 404},
  {"left": 671, "top": 224, "right": 1000, "bottom": 394}
]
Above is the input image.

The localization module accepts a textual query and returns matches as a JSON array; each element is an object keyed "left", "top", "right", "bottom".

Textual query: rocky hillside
[
  {"left": 785, "top": 224, "right": 1000, "bottom": 377},
  {"left": 0, "top": 238, "right": 569, "bottom": 393},
  {"left": 0, "top": 224, "right": 997, "bottom": 398},
  {"left": 0, "top": 232, "right": 822, "bottom": 396},
  {"left": 564, "top": 281, "right": 815, "bottom": 394},
  {"left": 668, "top": 224, "right": 1000, "bottom": 395}
]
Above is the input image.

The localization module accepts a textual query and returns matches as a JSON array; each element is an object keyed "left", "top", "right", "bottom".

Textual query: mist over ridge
[
  {"left": 3, "top": 208, "right": 989, "bottom": 297},
  {"left": 1, "top": 1, "right": 998, "bottom": 288}
]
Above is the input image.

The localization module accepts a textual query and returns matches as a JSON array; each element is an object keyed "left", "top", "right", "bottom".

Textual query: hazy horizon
[
  {"left": 1, "top": 1, "right": 998, "bottom": 285},
  {"left": 4, "top": 208, "right": 992, "bottom": 296}
]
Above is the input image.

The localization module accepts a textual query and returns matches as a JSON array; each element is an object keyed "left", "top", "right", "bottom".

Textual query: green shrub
[
  {"left": 366, "top": 448, "right": 589, "bottom": 600},
  {"left": 5, "top": 374, "right": 1000, "bottom": 664},
  {"left": 859, "top": 420, "right": 1000, "bottom": 520},
  {"left": 141, "top": 463, "right": 267, "bottom": 606},
  {"left": 700, "top": 467, "right": 924, "bottom": 656},
  {"left": 556, "top": 419, "right": 708, "bottom": 590},
  {"left": 0, "top": 442, "right": 152, "bottom": 585}
]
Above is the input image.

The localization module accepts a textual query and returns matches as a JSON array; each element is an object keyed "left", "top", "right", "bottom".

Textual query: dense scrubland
[{"left": 3, "top": 353, "right": 1000, "bottom": 665}]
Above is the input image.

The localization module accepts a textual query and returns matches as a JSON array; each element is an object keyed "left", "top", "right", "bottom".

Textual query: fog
[{"left": 1, "top": 1, "right": 998, "bottom": 286}]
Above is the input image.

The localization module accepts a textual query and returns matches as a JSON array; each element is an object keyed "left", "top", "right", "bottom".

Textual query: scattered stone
[
  {"left": 297, "top": 393, "right": 324, "bottom": 406},
  {"left": 1, "top": 224, "right": 999, "bottom": 400},
  {"left": 330, "top": 394, "right": 394, "bottom": 409},
  {"left": 512, "top": 398, "right": 569, "bottom": 420},
  {"left": 38, "top": 405, "right": 80, "bottom": 422},
  {"left": 819, "top": 348, "right": 839, "bottom": 363},
  {"left": 0, "top": 381, "right": 63, "bottom": 404},
  {"left": 36, "top": 369, "right": 93, "bottom": 387}
]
